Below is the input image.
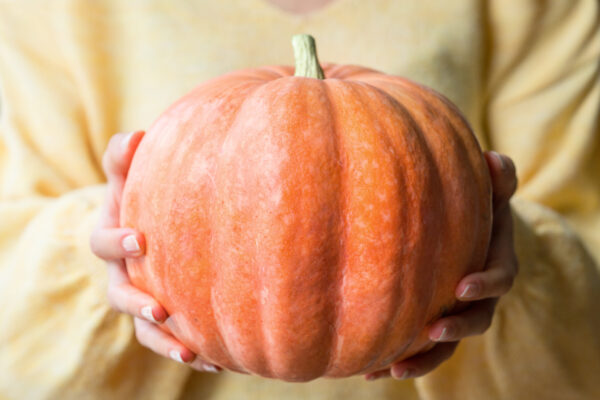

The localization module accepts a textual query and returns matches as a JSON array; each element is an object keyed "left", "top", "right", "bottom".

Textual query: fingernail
[
  {"left": 459, "top": 283, "right": 479, "bottom": 299},
  {"left": 434, "top": 327, "right": 450, "bottom": 342},
  {"left": 204, "top": 364, "right": 221, "bottom": 373},
  {"left": 169, "top": 350, "right": 185, "bottom": 363},
  {"left": 490, "top": 151, "right": 506, "bottom": 170},
  {"left": 122, "top": 234, "right": 141, "bottom": 253},
  {"left": 398, "top": 369, "right": 414, "bottom": 380},
  {"left": 121, "top": 131, "right": 135, "bottom": 153},
  {"left": 365, "top": 374, "right": 376, "bottom": 381},
  {"left": 141, "top": 306, "right": 158, "bottom": 323}
]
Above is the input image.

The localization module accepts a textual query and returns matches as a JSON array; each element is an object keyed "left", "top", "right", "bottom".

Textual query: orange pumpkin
[{"left": 120, "top": 34, "right": 492, "bottom": 382}]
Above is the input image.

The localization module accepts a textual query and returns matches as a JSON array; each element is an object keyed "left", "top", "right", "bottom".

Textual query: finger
[
  {"left": 364, "top": 368, "right": 392, "bottom": 381},
  {"left": 485, "top": 202, "right": 518, "bottom": 272},
  {"left": 457, "top": 201, "right": 518, "bottom": 301},
  {"left": 389, "top": 342, "right": 458, "bottom": 380},
  {"left": 189, "top": 358, "right": 223, "bottom": 374},
  {"left": 456, "top": 260, "right": 516, "bottom": 301},
  {"left": 365, "top": 342, "right": 459, "bottom": 381},
  {"left": 484, "top": 151, "right": 517, "bottom": 210},
  {"left": 429, "top": 298, "right": 497, "bottom": 342},
  {"left": 133, "top": 318, "right": 222, "bottom": 373},
  {"left": 102, "top": 130, "right": 145, "bottom": 183},
  {"left": 97, "top": 130, "right": 145, "bottom": 228},
  {"left": 133, "top": 317, "right": 196, "bottom": 363},
  {"left": 106, "top": 260, "right": 167, "bottom": 323},
  {"left": 90, "top": 228, "right": 145, "bottom": 260}
]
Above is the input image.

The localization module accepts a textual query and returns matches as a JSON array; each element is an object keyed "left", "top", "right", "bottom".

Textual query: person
[{"left": 0, "top": 0, "right": 598, "bottom": 399}]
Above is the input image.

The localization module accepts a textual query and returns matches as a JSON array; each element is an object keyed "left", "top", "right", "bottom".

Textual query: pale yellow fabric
[{"left": 0, "top": 0, "right": 598, "bottom": 399}]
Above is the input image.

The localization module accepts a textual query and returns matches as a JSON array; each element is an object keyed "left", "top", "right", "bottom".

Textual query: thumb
[
  {"left": 99, "top": 130, "right": 145, "bottom": 227},
  {"left": 102, "top": 130, "right": 145, "bottom": 184}
]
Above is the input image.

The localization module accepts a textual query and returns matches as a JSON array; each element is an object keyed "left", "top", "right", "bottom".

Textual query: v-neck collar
[{"left": 259, "top": 0, "right": 348, "bottom": 18}]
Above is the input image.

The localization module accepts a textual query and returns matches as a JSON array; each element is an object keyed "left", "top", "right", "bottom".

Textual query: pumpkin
[{"left": 120, "top": 34, "right": 492, "bottom": 382}]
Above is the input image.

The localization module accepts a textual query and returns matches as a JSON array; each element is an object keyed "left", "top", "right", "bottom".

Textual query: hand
[
  {"left": 90, "top": 130, "right": 221, "bottom": 374},
  {"left": 365, "top": 151, "right": 519, "bottom": 381}
]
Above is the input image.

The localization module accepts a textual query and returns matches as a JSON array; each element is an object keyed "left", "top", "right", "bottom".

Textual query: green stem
[{"left": 292, "top": 34, "right": 325, "bottom": 79}]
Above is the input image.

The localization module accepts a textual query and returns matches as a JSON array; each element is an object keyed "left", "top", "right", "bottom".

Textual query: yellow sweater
[{"left": 0, "top": 0, "right": 599, "bottom": 399}]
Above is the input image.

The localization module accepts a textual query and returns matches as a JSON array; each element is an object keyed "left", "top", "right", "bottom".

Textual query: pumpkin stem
[{"left": 292, "top": 34, "right": 325, "bottom": 79}]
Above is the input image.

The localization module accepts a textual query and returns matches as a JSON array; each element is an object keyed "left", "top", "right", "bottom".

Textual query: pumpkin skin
[{"left": 120, "top": 62, "right": 492, "bottom": 382}]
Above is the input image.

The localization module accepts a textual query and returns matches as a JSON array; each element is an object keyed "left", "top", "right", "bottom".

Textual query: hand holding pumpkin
[
  {"left": 365, "top": 151, "right": 519, "bottom": 381},
  {"left": 90, "top": 130, "right": 221, "bottom": 374}
]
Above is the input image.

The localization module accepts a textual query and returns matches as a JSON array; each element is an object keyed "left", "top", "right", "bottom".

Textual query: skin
[{"left": 90, "top": 130, "right": 518, "bottom": 379}]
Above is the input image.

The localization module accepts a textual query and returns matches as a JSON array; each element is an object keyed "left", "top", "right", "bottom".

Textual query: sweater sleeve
[
  {"left": 482, "top": 0, "right": 600, "bottom": 260},
  {"left": 417, "top": 1, "right": 600, "bottom": 398},
  {"left": 0, "top": 3, "right": 191, "bottom": 399}
]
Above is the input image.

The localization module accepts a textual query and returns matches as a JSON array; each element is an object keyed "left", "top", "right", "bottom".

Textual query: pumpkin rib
[
  {"left": 341, "top": 80, "right": 409, "bottom": 374},
  {"left": 285, "top": 77, "right": 343, "bottom": 379},
  {"left": 319, "top": 79, "right": 348, "bottom": 376},
  {"left": 343, "top": 80, "right": 441, "bottom": 371},
  {"left": 209, "top": 78, "right": 287, "bottom": 376},
  {"left": 353, "top": 78, "right": 446, "bottom": 338},
  {"left": 211, "top": 79, "right": 273, "bottom": 372},
  {"left": 210, "top": 79, "right": 273, "bottom": 372},
  {"left": 178, "top": 78, "right": 269, "bottom": 372}
]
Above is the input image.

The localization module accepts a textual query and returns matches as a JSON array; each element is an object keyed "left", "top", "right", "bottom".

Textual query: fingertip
[
  {"left": 203, "top": 364, "right": 222, "bottom": 373},
  {"left": 189, "top": 357, "right": 223, "bottom": 373},
  {"left": 364, "top": 369, "right": 390, "bottom": 381},
  {"left": 122, "top": 130, "right": 145, "bottom": 156},
  {"left": 486, "top": 151, "right": 505, "bottom": 172},
  {"left": 429, "top": 324, "right": 449, "bottom": 342},
  {"left": 456, "top": 282, "right": 480, "bottom": 300},
  {"left": 120, "top": 131, "right": 135, "bottom": 154},
  {"left": 152, "top": 306, "right": 167, "bottom": 323},
  {"left": 484, "top": 151, "right": 517, "bottom": 204},
  {"left": 169, "top": 348, "right": 196, "bottom": 364},
  {"left": 121, "top": 231, "right": 146, "bottom": 256},
  {"left": 103, "top": 130, "right": 146, "bottom": 179},
  {"left": 390, "top": 365, "right": 415, "bottom": 380},
  {"left": 141, "top": 305, "right": 167, "bottom": 323}
]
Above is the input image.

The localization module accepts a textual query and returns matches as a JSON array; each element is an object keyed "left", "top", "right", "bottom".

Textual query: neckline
[{"left": 260, "top": 0, "right": 345, "bottom": 17}]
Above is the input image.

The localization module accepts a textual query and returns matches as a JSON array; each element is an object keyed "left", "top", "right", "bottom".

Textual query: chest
[{"left": 113, "top": 0, "right": 485, "bottom": 140}]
